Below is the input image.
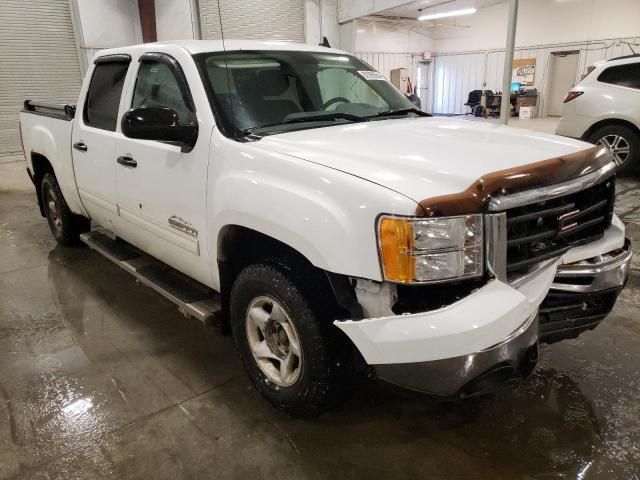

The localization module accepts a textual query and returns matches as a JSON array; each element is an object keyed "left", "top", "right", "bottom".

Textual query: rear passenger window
[
  {"left": 132, "top": 61, "right": 195, "bottom": 122},
  {"left": 83, "top": 61, "right": 129, "bottom": 131},
  {"left": 597, "top": 63, "right": 640, "bottom": 89}
]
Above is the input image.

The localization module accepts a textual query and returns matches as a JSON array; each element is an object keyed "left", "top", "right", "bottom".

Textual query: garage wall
[
  {"left": 71, "top": 0, "right": 142, "bottom": 72},
  {"left": 353, "top": 18, "right": 434, "bottom": 108},
  {"left": 429, "top": 36, "right": 640, "bottom": 115},
  {"left": 353, "top": 18, "right": 434, "bottom": 54},
  {"left": 434, "top": 0, "right": 640, "bottom": 54},
  {"left": 355, "top": 52, "right": 418, "bottom": 82},
  {"left": 305, "top": 0, "right": 339, "bottom": 48},
  {"left": 155, "top": 0, "right": 199, "bottom": 41},
  {"left": 199, "top": 0, "right": 305, "bottom": 41},
  {"left": 0, "top": 0, "right": 83, "bottom": 157}
]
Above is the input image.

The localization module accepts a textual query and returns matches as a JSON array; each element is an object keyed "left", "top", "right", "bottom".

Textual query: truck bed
[
  {"left": 23, "top": 100, "right": 76, "bottom": 121},
  {"left": 19, "top": 100, "right": 87, "bottom": 217}
]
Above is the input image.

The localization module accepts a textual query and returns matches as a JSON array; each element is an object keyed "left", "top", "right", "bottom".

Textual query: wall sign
[{"left": 512, "top": 58, "right": 536, "bottom": 86}]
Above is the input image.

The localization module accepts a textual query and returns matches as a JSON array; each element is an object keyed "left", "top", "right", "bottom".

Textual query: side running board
[{"left": 80, "top": 230, "right": 221, "bottom": 325}]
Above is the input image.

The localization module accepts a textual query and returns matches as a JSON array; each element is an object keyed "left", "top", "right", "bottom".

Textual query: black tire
[
  {"left": 41, "top": 173, "right": 90, "bottom": 245},
  {"left": 587, "top": 124, "right": 640, "bottom": 176},
  {"left": 229, "top": 263, "right": 350, "bottom": 417}
]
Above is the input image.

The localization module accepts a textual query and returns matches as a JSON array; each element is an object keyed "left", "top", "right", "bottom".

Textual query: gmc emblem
[{"left": 558, "top": 209, "right": 580, "bottom": 234}]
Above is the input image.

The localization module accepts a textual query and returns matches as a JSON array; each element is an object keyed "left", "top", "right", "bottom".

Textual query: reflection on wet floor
[{"left": 0, "top": 161, "right": 639, "bottom": 480}]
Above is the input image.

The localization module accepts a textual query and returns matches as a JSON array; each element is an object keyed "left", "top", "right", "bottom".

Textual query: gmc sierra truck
[{"left": 19, "top": 41, "right": 632, "bottom": 416}]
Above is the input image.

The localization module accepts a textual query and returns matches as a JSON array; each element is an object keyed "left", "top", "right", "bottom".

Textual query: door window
[
  {"left": 597, "top": 63, "right": 640, "bottom": 90},
  {"left": 132, "top": 61, "right": 195, "bottom": 122},
  {"left": 83, "top": 61, "right": 129, "bottom": 131}
]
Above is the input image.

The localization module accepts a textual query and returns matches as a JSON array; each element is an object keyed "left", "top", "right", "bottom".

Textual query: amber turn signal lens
[{"left": 378, "top": 217, "right": 415, "bottom": 283}]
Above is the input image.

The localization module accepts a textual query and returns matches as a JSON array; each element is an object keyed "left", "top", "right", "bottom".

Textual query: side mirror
[{"left": 121, "top": 106, "right": 198, "bottom": 152}]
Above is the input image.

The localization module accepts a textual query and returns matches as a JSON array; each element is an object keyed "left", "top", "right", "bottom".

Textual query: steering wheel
[{"left": 323, "top": 97, "right": 351, "bottom": 110}]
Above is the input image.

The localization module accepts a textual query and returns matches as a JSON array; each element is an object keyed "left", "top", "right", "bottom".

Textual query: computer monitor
[{"left": 511, "top": 82, "right": 521, "bottom": 93}]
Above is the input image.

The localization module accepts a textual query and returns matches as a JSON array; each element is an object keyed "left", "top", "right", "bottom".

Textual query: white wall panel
[
  {"left": 429, "top": 36, "right": 640, "bottom": 116},
  {"left": 430, "top": 53, "right": 485, "bottom": 114},
  {"left": 156, "top": 0, "right": 199, "bottom": 41},
  {"left": 305, "top": 0, "right": 339, "bottom": 47},
  {"left": 71, "top": 0, "right": 142, "bottom": 72},
  {"left": 356, "top": 52, "right": 418, "bottom": 84},
  {"left": 199, "top": 0, "right": 305, "bottom": 42},
  {"left": 434, "top": 0, "right": 640, "bottom": 53}
]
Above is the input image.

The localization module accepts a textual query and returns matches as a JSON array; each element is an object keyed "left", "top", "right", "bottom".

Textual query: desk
[
  {"left": 481, "top": 94, "right": 501, "bottom": 118},
  {"left": 511, "top": 93, "right": 538, "bottom": 116}
]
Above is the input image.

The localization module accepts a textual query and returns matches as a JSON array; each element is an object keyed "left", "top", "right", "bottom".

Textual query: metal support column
[{"left": 500, "top": 0, "right": 519, "bottom": 124}]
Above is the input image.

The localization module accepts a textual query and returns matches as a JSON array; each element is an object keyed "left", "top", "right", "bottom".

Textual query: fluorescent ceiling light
[{"left": 418, "top": 7, "right": 477, "bottom": 21}]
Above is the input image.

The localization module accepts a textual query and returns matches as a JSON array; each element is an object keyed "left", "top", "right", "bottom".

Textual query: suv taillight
[{"left": 563, "top": 91, "right": 584, "bottom": 103}]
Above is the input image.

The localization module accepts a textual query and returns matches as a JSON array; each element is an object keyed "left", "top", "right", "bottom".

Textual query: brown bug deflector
[{"left": 416, "top": 146, "right": 612, "bottom": 217}]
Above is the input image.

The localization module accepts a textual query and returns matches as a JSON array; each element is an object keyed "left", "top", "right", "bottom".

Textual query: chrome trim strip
[
  {"left": 485, "top": 212, "right": 507, "bottom": 282},
  {"left": 551, "top": 239, "right": 632, "bottom": 293},
  {"left": 488, "top": 161, "right": 616, "bottom": 212}
]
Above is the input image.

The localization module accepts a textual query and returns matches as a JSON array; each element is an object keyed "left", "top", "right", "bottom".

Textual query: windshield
[{"left": 194, "top": 50, "right": 419, "bottom": 138}]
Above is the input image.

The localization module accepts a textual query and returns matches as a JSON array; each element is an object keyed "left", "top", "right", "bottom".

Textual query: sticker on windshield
[{"left": 358, "top": 70, "right": 387, "bottom": 81}]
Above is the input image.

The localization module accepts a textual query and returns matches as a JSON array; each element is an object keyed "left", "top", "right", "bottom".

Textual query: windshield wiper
[
  {"left": 372, "top": 108, "right": 431, "bottom": 118},
  {"left": 242, "top": 112, "right": 368, "bottom": 136}
]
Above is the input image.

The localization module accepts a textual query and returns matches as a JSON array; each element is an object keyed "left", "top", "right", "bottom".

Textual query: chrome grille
[{"left": 504, "top": 177, "right": 615, "bottom": 276}]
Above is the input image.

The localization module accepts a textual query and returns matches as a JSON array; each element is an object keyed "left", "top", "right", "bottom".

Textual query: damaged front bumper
[
  {"left": 335, "top": 261, "right": 557, "bottom": 396},
  {"left": 334, "top": 227, "right": 632, "bottom": 397},
  {"left": 540, "top": 238, "right": 632, "bottom": 343},
  {"left": 375, "top": 310, "right": 539, "bottom": 397}
]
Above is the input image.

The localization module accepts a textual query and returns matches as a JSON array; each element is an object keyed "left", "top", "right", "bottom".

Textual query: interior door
[
  {"left": 114, "top": 53, "right": 212, "bottom": 286},
  {"left": 547, "top": 52, "right": 579, "bottom": 116},
  {"left": 72, "top": 57, "right": 130, "bottom": 231}
]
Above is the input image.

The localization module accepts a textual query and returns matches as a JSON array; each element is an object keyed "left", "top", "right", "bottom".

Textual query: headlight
[{"left": 377, "top": 214, "right": 484, "bottom": 283}]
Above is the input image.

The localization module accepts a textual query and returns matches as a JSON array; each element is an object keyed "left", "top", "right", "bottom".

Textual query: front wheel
[
  {"left": 230, "top": 263, "right": 349, "bottom": 417},
  {"left": 41, "top": 173, "right": 90, "bottom": 245},
  {"left": 587, "top": 124, "right": 639, "bottom": 176}
]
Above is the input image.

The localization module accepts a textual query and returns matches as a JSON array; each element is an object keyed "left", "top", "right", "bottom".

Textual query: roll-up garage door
[
  {"left": 199, "top": 0, "right": 304, "bottom": 42},
  {"left": 0, "top": 0, "right": 82, "bottom": 157}
]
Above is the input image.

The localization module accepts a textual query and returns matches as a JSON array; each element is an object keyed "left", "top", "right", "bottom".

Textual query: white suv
[{"left": 556, "top": 54, "right": 640, "bottom": 175}]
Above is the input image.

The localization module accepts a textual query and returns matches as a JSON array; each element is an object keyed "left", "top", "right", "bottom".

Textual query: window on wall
[
  {"left": 597, "top": 63, "right": 640, "bottom": 90},
  {"left": 132, "top": 61, "right": 195, "bottom": 122},
  {"left": 83, "top": 61, "right": 129, "bottom": 131}
]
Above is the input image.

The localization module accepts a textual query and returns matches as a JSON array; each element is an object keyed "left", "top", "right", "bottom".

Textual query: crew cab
[{"left": 19, "top": 41, "right": 632, "bottom": 416}]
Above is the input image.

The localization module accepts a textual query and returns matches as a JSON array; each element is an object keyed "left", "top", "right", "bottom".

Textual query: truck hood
[{"left": 255, "top": 117, "right": 593, "bottom": 205}]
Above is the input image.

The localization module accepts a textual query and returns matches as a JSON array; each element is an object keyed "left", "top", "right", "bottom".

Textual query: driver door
[{"left": 114, "top": 53, "right": 212, "bottom": 285}]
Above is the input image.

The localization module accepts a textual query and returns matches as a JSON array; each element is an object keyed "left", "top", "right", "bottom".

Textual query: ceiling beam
[{"left": 338, "top": 0, "right": 420, "bottom": 23}]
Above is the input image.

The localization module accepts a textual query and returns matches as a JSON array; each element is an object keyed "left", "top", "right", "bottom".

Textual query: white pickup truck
[{"left": 20, "top": 40, "right": 632, "bottom": 416}]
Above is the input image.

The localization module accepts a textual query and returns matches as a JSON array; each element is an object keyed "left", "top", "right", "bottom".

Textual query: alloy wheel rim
[
  {"left": 46, "top": 187, "right": 63, "bottom": 233},
  {"left": 245, "top": 296, "right": 302, "bottom": 387},
  {"left": 598, "top": 134, "right": 630, "bottom": 166}
]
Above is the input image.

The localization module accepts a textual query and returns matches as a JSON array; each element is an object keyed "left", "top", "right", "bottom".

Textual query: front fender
[{"left": 208, "top": 138, "right": 419, "bottom": 288}]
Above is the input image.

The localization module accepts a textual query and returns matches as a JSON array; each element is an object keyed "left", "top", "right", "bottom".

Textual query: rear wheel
[
  {"left": 587, "top": 124, "right": 640, "bottom": 175},
  {"left": 229, "top": 263, "right": 350, "bottom": 417},
  {"left": 41, "top": 173, "right": 90, "bottom": 245}
]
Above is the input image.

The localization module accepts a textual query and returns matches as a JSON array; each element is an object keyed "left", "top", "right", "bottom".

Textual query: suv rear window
[
  {"left": 84, "top": 61, "right": 129, "bottom": 130},
  {"left": 597, "top": 63, "right": 640, "bottom": 89}
]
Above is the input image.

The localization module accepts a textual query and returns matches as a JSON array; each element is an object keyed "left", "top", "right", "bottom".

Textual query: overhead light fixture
[{"left": 418, "top": 7, "right": 477, "bottom": 21}]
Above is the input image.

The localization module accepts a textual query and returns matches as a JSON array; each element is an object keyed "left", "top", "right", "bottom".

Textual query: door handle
[
  {"left": 73, "top": 142, "right": 87, "bottom": 152},
  {"left": 117, "top": 156, "right": 137, "bottom": 168}
]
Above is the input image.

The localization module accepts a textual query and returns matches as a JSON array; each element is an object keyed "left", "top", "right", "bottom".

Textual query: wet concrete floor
[{"left": 1, "top": 160, "right": 639, "bottom": 480}]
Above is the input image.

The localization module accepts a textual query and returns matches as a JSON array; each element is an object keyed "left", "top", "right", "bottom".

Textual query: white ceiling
[{"left": 376, "top": 0, "right": 506, "bottom": 20}]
